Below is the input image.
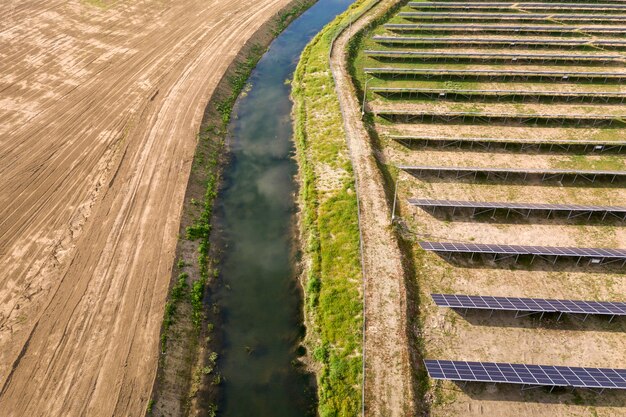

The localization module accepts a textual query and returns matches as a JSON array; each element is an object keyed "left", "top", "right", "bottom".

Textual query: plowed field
[{"left": 0, "top": 0, "right": 290, "bottom": 415}]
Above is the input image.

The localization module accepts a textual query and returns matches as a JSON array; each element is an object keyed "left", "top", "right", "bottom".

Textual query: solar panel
[
  {"left": 384, "top": 23, "right": 626, "bottom": 32},
  {"left": 374, "top": 88, "right": 625, "bottom": 96},
  {"left": 377, "top": 111, "right": 623, "bottom": 126},
  {"left": 364, "top": 68, "right": 626, "bottom": 78},
  {"left": 372, "top": 88, "right": 626, "bottom": 102},
  {"left": 364, "top": 50, "right": 621, "bottom": 60},
  {"left": 424, "top": 360, "right": 626, "bottom": 389},
  {"left": 419, "top": 241, "right": 626, "bottom": 259},
  {"left": 408, "top": 198, "right": 626, "bottom": 213},
  {"left": 372, "top": 36, "right": 626, "bottom": 47},
  {"left": 398, "top": 12, "right": 626, "bottom": 20},
  {"left": 392, "top": 136, "right": 626, "bottom": 146},
  {"left": 400, "top": 165, "right": 626, "bottom": 177},
  {"left": 431, "top": 293, "right": 626, "bottom": 316}
]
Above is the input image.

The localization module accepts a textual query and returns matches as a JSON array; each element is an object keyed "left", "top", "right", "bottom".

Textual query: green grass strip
[{"left": 291, "top": 1, "right": 379, "bottom": 415}]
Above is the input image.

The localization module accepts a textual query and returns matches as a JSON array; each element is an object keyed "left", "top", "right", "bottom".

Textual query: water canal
[{"left": 212, "top": 0, "right": 354, "bottom": 415}]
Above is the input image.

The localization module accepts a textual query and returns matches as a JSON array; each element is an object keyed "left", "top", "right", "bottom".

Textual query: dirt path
[
  {"left": 0, "top": 0, "right": 291, "bottom": 415},
  {"left": 330, "top": 1, "right": 415, "bottom": 415}
]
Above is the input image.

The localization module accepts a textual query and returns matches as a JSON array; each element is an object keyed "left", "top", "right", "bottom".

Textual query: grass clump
[
  {"left": 273, "top": 0, "right": 317, "bottom": 35},
  {"left": 160, "top": 272, "right": 189, "bottom": 353}
]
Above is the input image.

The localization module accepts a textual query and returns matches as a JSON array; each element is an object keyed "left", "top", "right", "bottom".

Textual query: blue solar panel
[
  {"left": 425, "top": 360, "right": 626, "bottom": 389},
  {"left": 431, "top": 294, "right": 626, "bottom": 316},
  {"left": 372, "top": 36, "right": 626, "bottom": 48},
  {"left": 419, "top": 241, "right": 626, "bottom": 259},
  {"left": 408, "top": 198, "right": 626, "bottom": 213}
]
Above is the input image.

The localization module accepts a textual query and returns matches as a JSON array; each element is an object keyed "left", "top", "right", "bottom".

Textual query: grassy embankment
[
  {"left": 291, "top": 1, "right": 382, "bottom": 415},
  {"left": 149, "top": 1, "right": 316, "bottom": 416}
]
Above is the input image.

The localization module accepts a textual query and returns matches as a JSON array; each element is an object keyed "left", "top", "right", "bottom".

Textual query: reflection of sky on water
[{"left": 212, "top": 0, "right": 355, "bottom": 416}]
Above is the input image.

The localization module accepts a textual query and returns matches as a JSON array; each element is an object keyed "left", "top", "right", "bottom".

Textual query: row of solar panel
[
  {"left": 373, "top": 36, "right": 626, "bottom": 46},
  {"left": 419, "top": 241, "right": 626, "bottom": 258},
  {"left": 381, "top": 111, "right": 623, "bottom": 120},
  {"left": 400, "top": 12, "right": 626, "bottom": 19},
  {"left": 409, "top": 198, "right": 626, "bottom": 213},
  {"left": 365, "top": 68, "right": 626, "bottom": 77},
  {"left": 374, "top": 88, "right": 626, "bottom": 97},
  {"left": 385, "top": 23, "right": 626, "bottom": 31},
  {"left": 400, "top": 165, "right": 626, "bottom": 176},
  {"left": 365, "top": 50, "right": 623, "bottom": 59},
  {"left": 425, "top": 360, "right": 626, "bottom": 389},
  {"left": 432, "top": 293, "right": 626, "bottom": 315},
  {"left": 393, "top": 135, "right": 626, "bottom": 147}
]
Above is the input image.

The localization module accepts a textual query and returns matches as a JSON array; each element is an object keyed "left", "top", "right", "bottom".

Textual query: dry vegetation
[{"left": 351, "top": 1, "right": 626, "bottom": 416}]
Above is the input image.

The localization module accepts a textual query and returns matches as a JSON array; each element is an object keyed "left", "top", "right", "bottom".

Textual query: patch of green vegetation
[
  {"left": 146, "top": 399, "right": 154, "bottom": 415},
  {"left": 273, "top": 0, "right": 317, "bottom": 35},
  {"left": 160, "top": 272, "right": 189, "bottom": 353},
  {"left": 591, "top": 129, "right": 623, "bottom": 141},
  {"left": 554, "top": 154, "right": 626, "bottom": 171},
  {"left": 292, "top": 1, "right": 383, "bottom": 415}
]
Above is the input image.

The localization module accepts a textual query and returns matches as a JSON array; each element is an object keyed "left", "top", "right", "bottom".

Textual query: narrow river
[{"left": 211, "top": 0, "right": 354, "bottom": 415}]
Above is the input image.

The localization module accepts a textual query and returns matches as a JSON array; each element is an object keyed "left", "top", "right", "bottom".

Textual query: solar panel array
[
  {"left": 400, "top": 165, "right": 626, "bottom": 176},
  {"left": 408, "top": 198, "right": 626, "bottom": 213},
  {"left": 365, "top": 50, "right": 622, "bottom": 60},
  {"left": 372, "top": 88, "right": 626, "bottom": 102},
  {"left": 418, "top": 241, "right": 626, "bottom": 259},
  {"left": 431, "top": 293, "right": 626, "bottom": 316},
  {"left": 365, "top": 68, "right": 626, "bottom": 78},
  {"left": 384, "top": 23, "right": 626, "bottom": 32},
  {"left": 399, "top": 12, "right": 626, "bottom": 20},
  {"left": 392, "top": 135, "right": 626, "bottom": 147},
  {"left": 424, "top": 360, "right": 626, "bottom": 389},
  {"left": 367, "top": 0, "right": 626, "bottom": 395},
  {"left": 381, "top": 110, "right": 621, "bottom": 119},
  {"left": 372, "top": 36, "right": 626, "bottom": 48}
]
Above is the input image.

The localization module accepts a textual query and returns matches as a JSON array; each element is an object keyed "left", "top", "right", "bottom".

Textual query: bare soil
[{"left": 0, "top": 0, "right": 292, "bottom": 415}]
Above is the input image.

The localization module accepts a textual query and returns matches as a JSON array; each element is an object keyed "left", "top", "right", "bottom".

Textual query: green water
[{"left": 212, "top": 1, "right": 355, "bottom": 415}]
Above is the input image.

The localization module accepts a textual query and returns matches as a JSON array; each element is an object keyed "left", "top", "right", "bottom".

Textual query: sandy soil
[
  {"left": 383, "top": 123, "right": 624, "bottom": 142},
  {"left": 0, "top": 0, "right": 291, "bottom": 416},
  {"left": 331, "top": 1, "right": 416, "bottom": 416},
  {"left": 375, "top": 79, "right": 626, "bottom": 93}
]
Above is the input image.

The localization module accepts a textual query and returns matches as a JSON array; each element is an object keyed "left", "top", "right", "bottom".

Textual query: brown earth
[
  {"left": 330, "top": 1, "right": 416, "bottom": 416},
  {"left": 0, "top": 0, "right": 292, "bottom": 415}
]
